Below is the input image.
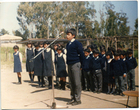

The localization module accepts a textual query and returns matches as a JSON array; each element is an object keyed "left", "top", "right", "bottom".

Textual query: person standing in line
[
  {"left": 126, "top": 49, "right": 137, "bottom": 91},
  {"left": 56, "top": 46, "right": 68, "bottom": 90},
  {"left": 25, "top": 41, "right": 35, "bottom": 82},
  {"left": 43, "top": 41, "right": 55, "bottom": 89},
  {"left": 66, "top": 28, "right": 85, "bottom": 106},
  {"left": 13, "top": 45, "right": 22, "bottom": 84},
  {"left": 34, "top": 42, "right": 44, "bottom": 87}
]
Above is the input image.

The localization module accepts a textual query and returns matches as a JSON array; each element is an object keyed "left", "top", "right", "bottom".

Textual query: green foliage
[
  {"left": 0, "top": 28, "right": 9, "bottom": 35},
  {"left": 15, "top": 1, "right": 132, "bottom": 40},
  {"left": 133, "top": 18, "right": 138, "bottom": 35},
  {"left": 134, "top": 50, "right": 138, "bottom": 59}
]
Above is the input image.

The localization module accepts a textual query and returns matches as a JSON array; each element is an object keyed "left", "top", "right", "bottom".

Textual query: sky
[{"left": 0, "top": 0, "right": 138, "bottom": 35}]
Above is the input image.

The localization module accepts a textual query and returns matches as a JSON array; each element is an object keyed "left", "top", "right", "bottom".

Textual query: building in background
[{"left": 0, "top": 34, "right": 23, "bottom": 47}]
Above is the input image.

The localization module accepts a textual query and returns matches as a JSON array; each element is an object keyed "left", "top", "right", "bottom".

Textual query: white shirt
[
  {"left": 69, "top": 38, "right": 75, "bottom": 45},
  {"left": 86, "top": 55, "right": 90, "bottom": 59},
  {"left": 14, "top": 51, "right": 22, "bottom": 63}
]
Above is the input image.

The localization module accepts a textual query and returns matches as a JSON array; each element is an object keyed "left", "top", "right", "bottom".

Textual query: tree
[
  {"left": 0, "top": 28, "right": 9, "bottom": 35},
  {"left": 133, "top": 18, "right": 138, "bottom": 35}
]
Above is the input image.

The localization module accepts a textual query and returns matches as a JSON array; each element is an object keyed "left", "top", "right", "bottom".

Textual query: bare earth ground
[{"left": 1, "top": 63, "right": 139, "bottom": 109}]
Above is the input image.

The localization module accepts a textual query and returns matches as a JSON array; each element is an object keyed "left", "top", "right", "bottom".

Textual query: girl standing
[
  {"left": 13, "top": 45, "right": 22, "bottom": 84},
  {"left": 25, "top": 41, "right": 34, "bottom": 82},
  {"left": 56, "top": 46, "right": 68, "bottom": 90}
]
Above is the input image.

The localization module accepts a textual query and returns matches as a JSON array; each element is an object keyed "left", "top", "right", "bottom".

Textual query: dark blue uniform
[
  {"left": 126, "top": 56, "right": 137, "bottom": 90},
  {"left": 34, "top": 49, "right": 43, "bottom": 76},
  {"left": 13, "top": 52, "right": 22, "bottom": 72},
  {"left": 111, "top": 59, "right": 126, "bottom": 94},
  {"left": 26, "top": 48, "right": 34, "bottom": 72},
  {"left": 56, "top": 54, "right": 67, "bottom": 77},
  {"left": 82, "top": 55, "right": 92, "bottom": 91},
  {"left": 90, "top": 56, "right": 103, "bottom": 92}
]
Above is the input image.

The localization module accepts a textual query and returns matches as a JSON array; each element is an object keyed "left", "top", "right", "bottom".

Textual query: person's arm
[
  {"left": 25, "top": 48, "right": 27, "bottom": 60},
  {"left": 133, "top": 58, "right": 137, "bottom": 69},
  {"left": 63, "top": 54, "right": 68, "bottom": 73},
  {"left": 19, "top": 52, "right": 22, "bottom": 63},
  {"left": 77, "top": 42, "right": 85, "bottom": 66}
]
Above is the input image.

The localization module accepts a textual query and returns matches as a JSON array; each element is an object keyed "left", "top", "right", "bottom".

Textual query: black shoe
[
  {"left": 36, "top": 85, "right": 41, "bottom": 88},
  {"left": 93, "top": 90, "right": 98, "bottom": 93},
  {"left": 115, "top": 92, "right": 120, "bottom": 95},
  {"left": 107, "top": 91, "right": 110, "bottom": 94},
  {"left": 67, "top": 100, "right": 75, "bottom": 105},
  {"left": 49, "top": 85, "right": 52, "bottom": 89},
  {"left": 72, "top": 101, "right": 81, "bottom": 106},
  {"left": 120, "top": 93, "right": 125, "bottom": 96}
]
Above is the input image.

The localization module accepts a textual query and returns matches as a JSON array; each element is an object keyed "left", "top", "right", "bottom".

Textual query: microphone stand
[{"left": 29, "top": 32, "right": 68, "bottom": 109}]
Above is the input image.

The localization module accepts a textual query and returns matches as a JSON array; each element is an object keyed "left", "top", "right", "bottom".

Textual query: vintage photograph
[{"left": 0, "top": 0, "right": 138, "bottom": 109}]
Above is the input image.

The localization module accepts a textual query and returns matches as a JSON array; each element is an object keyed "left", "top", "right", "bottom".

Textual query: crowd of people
[{"left": 13, "top": 28, "right": 137, "bottom": 106}]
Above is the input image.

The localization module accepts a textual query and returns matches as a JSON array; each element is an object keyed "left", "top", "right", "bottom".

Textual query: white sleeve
[
  {"left": 63, "top": 54, "right": 68, "bottom": 73},
  {"left": 25, "top": 48, "right": 27, "bottom": 60},
  {"left": 64, "top": 49, "right": 67, "bottom": 54},
  {"left": 19, "top": 52, "right": 22, "bottom": 63}
]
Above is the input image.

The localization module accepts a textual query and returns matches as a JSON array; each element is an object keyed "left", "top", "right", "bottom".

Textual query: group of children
[
  {"left": 13, "top": 32, "right": 137, "bottom": 98},
  {"left": 81, "top": 45, "right": 137, "bottom": 96},
  {"left": 13, "top": 41, "right": 68, "bottom": 90}
]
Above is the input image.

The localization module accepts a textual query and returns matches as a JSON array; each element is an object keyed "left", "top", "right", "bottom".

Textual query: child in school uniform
[
  {"left": 111, "top": 52, "right": 126, "bottom": 96},
  {"left": 104, "top": 51, "right": 115, "bottom": 94},
  {"left": 25, "top": 41, "right": 34, "bottom": 82},
  {"left": 34, "top": 42, "right": 44, "bottom": 87},
  {"left": 126, "top": 49, "right": 137, "bottom": 91},
  {"left": 13, "top": 45, "right": 22, "bottom": 84},
  {"left": 39, "top": 41, "right": 44, "bottom": 50},
  {"left": 82, "top": 48, "right": 92, "bottom": 91},
  {"left": 90, "top": 49, "right": 103, "bottom": 93},
  {"left": 56, "top": 46, "right": 68, "bottom": 90},
  {"left": 120, "top": 50, "right": 127, "bottom": 90},
  {"left": 66, "top": 28, "right": 85, "bottom": 106},
  {"left": 100, "top": 46, "right": 108, "bottom": 92},
  {"left": 87, "top": 45, "right": 94, "bottom": 57},
  {"left": 43, "top": 41, "right": 55, "bottom": 89}
]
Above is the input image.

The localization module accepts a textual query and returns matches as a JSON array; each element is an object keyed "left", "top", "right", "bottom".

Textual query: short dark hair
[
  {"left": 93, "top": 44, "right": 97, "bottom": 49},
  {"left": 66, "top": 28, "right": 76, "bottom": 38},
  {"left": 13, "top": 45, "right": 19, "bottom": 50},
  {"left": 100, "top": 45, "right": 106, "bottom": 52},
  {"left": 127, "top": 49, "right": 133, "bottom": 55},
  {"left": 87, "top": 45, "right": 94, "bottom": 50},
  {"left": 34, "top": 42, "right": 40, "bottom": 47},
  {"left": 93, "top": 49, "right": 99, "bottom": 54},
  {"left": 27, "top": 41, "right": 32, "bottom": 47},
  {"left": 43, "top": 41, "right": 50, "bottom": 45},
  {"left": 108, "top": 47, "right": 116, "bottom": 54},
  {"left": 121, "top": 50, "right": 126, "bottom": 56},
  {"left": 106, "top": 51, "right": 112, "bottom": 58},
  {"left": 57, "top": 46, "right": 63, "bottom": 51},
  {"left": 114, "top": 51, "right": 120, "bottom": 56},
  {"left": 84, "top": 48, "right": 90, "bottom": 53},
  {"left": 39, "top": 41, "right": 44, "bottom": 45}
]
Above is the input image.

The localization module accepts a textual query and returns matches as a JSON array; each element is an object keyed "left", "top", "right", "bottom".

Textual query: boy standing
[
  {"left": 82, "top": 49, "right": 92, "bottom": 91},
  {"left": 112, "top": 52, "right": 126, "bottom": 96},
  {"left": 126, "top": 49, "right": 137, "bottom": 91},
  {"left": 66, "top": 28, "right": 85, "bottom": 106},
  {"left": 90, "top": 49, "right": 103, "bottom": 93}
]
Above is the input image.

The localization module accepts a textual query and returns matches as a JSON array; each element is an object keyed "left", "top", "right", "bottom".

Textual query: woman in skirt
[
  {"left": 56, "top": 46, "right": 68, "bottom": 90},
  {"left": 25, "top": 41, "right": 34, "bottom": 82},
  {"left": 13, "top": 45, "right": 22, "bottom": 84}
]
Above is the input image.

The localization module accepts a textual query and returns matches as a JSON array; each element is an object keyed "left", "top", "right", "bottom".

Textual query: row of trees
[{"left": 12, "top": 1, "right": 138, "bottom": 40}]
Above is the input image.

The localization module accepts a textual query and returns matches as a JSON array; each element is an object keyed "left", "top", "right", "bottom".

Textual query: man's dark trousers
[{"left": 68, "top": 62, "right": 81, "bottom": 102}]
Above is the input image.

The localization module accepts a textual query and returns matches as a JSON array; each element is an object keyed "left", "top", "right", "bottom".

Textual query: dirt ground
[{"left": 1, "top": 63, "right": 139, "bottom": 109}]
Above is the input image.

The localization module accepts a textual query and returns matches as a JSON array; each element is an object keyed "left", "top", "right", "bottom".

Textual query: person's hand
[
  {"left": 113, "top": 77, "right": 115, "bottom": 79},
  {"left": 80, "top": 68, "right": 82, "bottom": 70}
]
